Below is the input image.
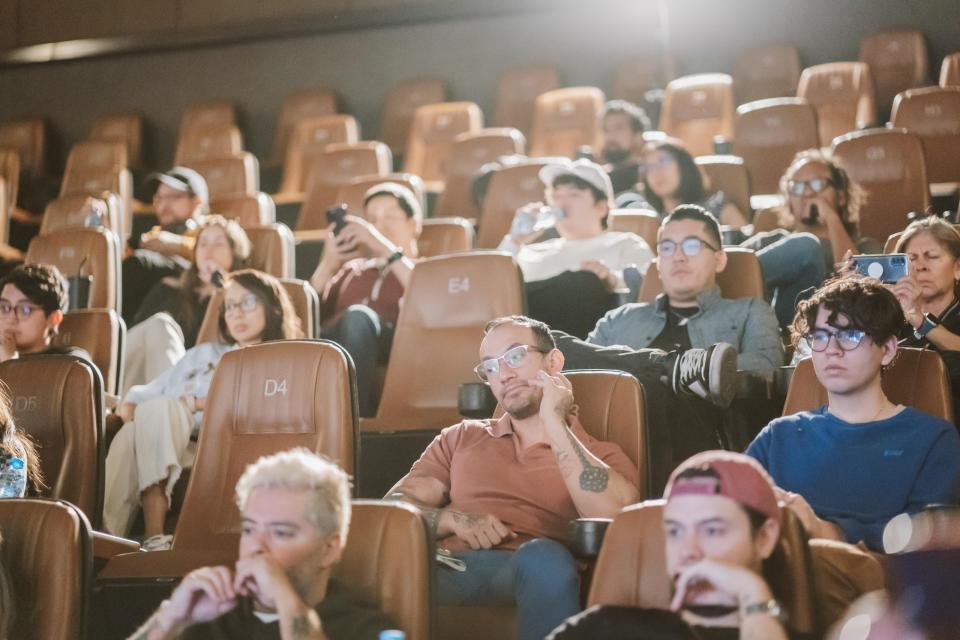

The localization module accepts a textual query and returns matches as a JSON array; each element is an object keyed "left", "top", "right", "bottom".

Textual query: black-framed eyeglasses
[
  {"left": 803, "top": 328, "right": 867, "bottom": 352},
  {"left": 223, "top": 293, "right": 261, "bottom": 315},
  {"left": 474, "top": 344, "right": 548, "bottom": 382},
  {"left": 786, "top": 177, "right": 834, "bottom": 197},
  {"left": 0, "top": 300, "right": 42, "bottom": 321},
  {"left": 657, "top": 237, "right": 719, "bottom": 258}
]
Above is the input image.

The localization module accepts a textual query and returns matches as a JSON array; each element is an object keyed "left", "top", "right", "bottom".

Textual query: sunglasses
[
  {"left": 474, "top": 344, "right": 548, "bottom": 382},
  {"left": 804, "top": 328, "right": 867, "bottom": 352},
  {"left": 786, "top": 177, "right": 834, "bottom": 197}
]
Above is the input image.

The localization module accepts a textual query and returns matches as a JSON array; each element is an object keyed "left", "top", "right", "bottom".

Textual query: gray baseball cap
[{"left": 539, "top": 159, "right": 614, "bottom": 203}]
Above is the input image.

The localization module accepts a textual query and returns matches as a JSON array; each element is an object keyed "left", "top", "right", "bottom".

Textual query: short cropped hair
[
  {"left": 790, "top": 276, "right": 905, "bottom": 347},
  {"left": 235, "top": 448, "right": 352, "bottom": 543},
  {"left": 484, "top": 315, "right": 557, "bottom": 354},
  {"left": 602, "top": 99, "right": 651, "bottom": 134},
  {"left": 660, "top": 204, "right": 723, "bottom": 249},
  {"left": 0, "top": 263, "right": 69, "bottom": 315}
]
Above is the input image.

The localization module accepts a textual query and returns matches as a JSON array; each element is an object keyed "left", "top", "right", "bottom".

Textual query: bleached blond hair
[{"left": 235, "top": 448, "right": 352, "bottom": 543}]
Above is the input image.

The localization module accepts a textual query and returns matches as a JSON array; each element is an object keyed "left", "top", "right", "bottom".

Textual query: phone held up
[
  {"left": 326, "top": 204, "right": 348, "bottom": 236},
  {"left": 851, "top": 254, "right": 909, "bottom": 284}
]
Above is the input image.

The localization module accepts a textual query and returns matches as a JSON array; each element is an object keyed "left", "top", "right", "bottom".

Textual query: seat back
[
  {"left": 859, "top": 30, "right": 928, "bottom": 116},
  {"left": 334, "top": 501, "right": 433, "bottom": 640},
  {"left": 941, "top": 52, "right": 960, "bottom": 87},
  {"left": 784, "top": 347, "right": 952, "bottom": 420},
  {"left": 62, "top": 140, "right": 128, "bottom": 190},
  {"left": 296, "top": 142, "right": 393, "bottom": 230},
  {"left": 279, "top": 115, "right": 361, "bottom": 195},
  {"left": 588, "top": 501, "right": 817, "bottom": 636},
  {"left": 175, "top": 340, "right": 357, "bottom": 550},
  {"left": 0, "top": 117, "right": 46, "bottom": 176},
  {"left": 660, "top": 73, "right": 735, "bottom": 157},
  {"left": 733, "top": 98, "right": 820, "bottom": 195},
  {"left": 244, "top": 223, "right": 296, "bottom": 279},
  {"left": 53, "top": 309, "right": 125, "bottom": 397},
  {"left": 26, "top": 227, "right": 122, "bottom": 312},
  {"left": 186, "top": 152, "right": 259, "bottom": 200},
  {"left": 0, "top": 356, "right": 104, "bottom": 528},
  {"left": 0, "top": 499, "right": 92, "bottom": 640},
  {"left": 529, "top": 87, "right": 605, "bottom": 158},
  {"left": 334, "top": 172, "right": 426, "bottom": 223},
  {"left": 493, "top": 64, "right": 561, "bottom": 134},
  {"left": 174, "top": 124, "right": 243, "bottom": 165},
  {"left": 831, "top": 127, "right": 929, "bottom": 242},
  {"left": 270, "top": 87, "right": 338, "bottom": 165},
  {"left": 0, "top": 176, "right": 7, "bottom": 247},
  {"left": 419, "top": 217, "right": 474, "bottom": 257},
  {"left": 734, "top": 44, "right": 802, "bottom": 104},
  {"left": 404, "top": 102, "right": 483, "bottom": 186},
  {"left": 210, "top": 192, "right": 276, "bottom": 227},
  {"left": 611, "top": 55, "right": 670, "bottom": 107},
  {"left": 639, "top": 246, "right": 764, "bottom": 302},
  {"left": 88, "top": 112, "right": 144, "bottom": 170},
  {"left": 0, "top": 147, "right": 19, "bottom": 215},
  {"left": 58, "top": 165, "right": 133, "bottom": 240},
  {"left": 890, "top": 86, "right": 960, "bottom": 184},
  {"left": 475, "top": 160, "right": 550, "bottom": 248},
  {"left": 435, "top": 128, "right": 526, "bottom": 217},
  {"left": 694, "top": 154, "right": 752, "bottom": 216},
  {"left": 194, "top": 276, "right": 316, "bottom": 343},
  {"left": 370, "top": 252, "right": 524, "bottom": 430},
  {"left": 42, "top": 191, "right": 125, "bottom": 241},
  {"left": 178, "top": 99, "right": 236, "bottom": 137},
  {"left": 797, "top": 62, "right": 877, "bottom": 147},
  {"left": 609, "top": 209, "right": 660, "bottom": 252},
  {"left": 381, "top": 78, "right": 448, "bottom": 155}
]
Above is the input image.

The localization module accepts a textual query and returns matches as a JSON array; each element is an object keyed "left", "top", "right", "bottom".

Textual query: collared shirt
[{"left": 406, "top": 413, "right": 640, "bottom": 552}]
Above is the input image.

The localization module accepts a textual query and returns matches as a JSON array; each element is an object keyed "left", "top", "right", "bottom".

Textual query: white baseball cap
[{"left": 539, "top": 159, "right": 614, "bottom": 203}]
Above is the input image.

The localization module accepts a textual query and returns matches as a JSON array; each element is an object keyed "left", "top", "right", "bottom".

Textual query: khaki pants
[
  {"left": 102, "top": 395, "right": 196, "bottom": 537},
  {"left": 122, "top": 313, "right": 185, "bottom": 397},
  {"left": 810, "top": 539, "right": 886, "bottom": 630}
]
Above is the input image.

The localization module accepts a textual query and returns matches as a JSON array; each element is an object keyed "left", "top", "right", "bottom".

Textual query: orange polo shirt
[{"left": 407, "top": 413, "right": 640, "bottom": 552}]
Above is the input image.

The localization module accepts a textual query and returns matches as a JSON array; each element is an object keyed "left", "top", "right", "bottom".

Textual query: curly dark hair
[
  {"left": 217, "top": 269, "right": 303, "bottom": 344},
  {"left": 0, "top": 263, "right": 69, "bottom": 315},
  {"left": 790, "top": 275, "right": 905, "bottom": 348}
]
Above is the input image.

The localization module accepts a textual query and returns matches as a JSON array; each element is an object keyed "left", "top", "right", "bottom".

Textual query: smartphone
[
  {"left": 852, "top": 254, "right": 909, "bottom": 283},
  {"left": 800, "top": 203, "right": 819, "bottom": 226},
  {"left": 325, "top": 204, "right": 348, "bottom": 236}
]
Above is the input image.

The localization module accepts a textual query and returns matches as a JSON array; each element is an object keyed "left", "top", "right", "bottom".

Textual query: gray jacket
[{"left": 587, "top": 286, "right": 784, "bottom": 381}]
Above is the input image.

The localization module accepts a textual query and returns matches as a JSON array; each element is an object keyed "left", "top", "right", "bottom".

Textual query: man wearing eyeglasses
[
  {"left": 746, "top": 277, "right": 960, "bottom": 552},
  {"left": 387, "top": 315, "right": 641, "bottom": 640},
  {"left": 554, "top": 204, "right": 783, "bottom": 490}
]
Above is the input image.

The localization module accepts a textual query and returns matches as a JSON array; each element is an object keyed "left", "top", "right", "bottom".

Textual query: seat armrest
[
  {"left": 93, "top": 530, "right": 141, "bottom": 560},
  {"left": 271, "top": 191, "right": 305, "bottom": 206},
  {"left": 565, "top": 518, "right": 613, "bottom": 559}
]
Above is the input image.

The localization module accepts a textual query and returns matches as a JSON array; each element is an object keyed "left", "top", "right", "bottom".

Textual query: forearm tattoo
[
  {"left": 564, "top": 427, "right": 609, "bottom": 493},
  {"left": 385, "top": 490, "right": 448, "bottom": 536}
]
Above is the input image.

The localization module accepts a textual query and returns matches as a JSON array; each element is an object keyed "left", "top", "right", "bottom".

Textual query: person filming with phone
[{"left": 309, "top": 182, "right": 420, "bottom": 417}]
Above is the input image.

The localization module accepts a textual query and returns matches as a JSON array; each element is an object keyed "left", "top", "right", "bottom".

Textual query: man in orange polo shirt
[{"left": 387, "top": 315, "right": 641, "bottom": 640}]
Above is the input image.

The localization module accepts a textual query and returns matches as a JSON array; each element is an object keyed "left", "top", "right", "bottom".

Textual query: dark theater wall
[{"left": 0, "top": 0, "right": 956, "bottom": 172}]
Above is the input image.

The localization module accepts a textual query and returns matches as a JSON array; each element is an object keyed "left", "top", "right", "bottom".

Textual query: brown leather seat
[
  {"left": 475, "top": 159, "right": 550, "bottom": 249},
  {"left": 209, "top": 192, "right": 276, "bottom": 227},
  {"left": 62, "top": 140, "right": 129, "bottom": 186},
  {"left": 178, "top": 99, "right": 236, "bottom": 137},
  {"left": 733, "top": 98, "right": 820, "bottom": 195},
  {"left": 361, "top": 252, "right": 524, "bottom": 431},
  {"left": 639, "top": 246, "right": 764, "bottom": 303},
  {"left": 404, "top": 102, "right": 483, "bottom": 190},
  {"left": 528, "top": 87, "right": 605, "bottom": 158},
  {"left": 0, "top": 148, "right": 19, "bottom": 218},
  {"left": 588, "top": 501, "right": 818, "bottom": 636},
  {"left": 88, "top": 112, "right": 144, "bottom": 171},
  {"left": 694, "top": 154, "right": 752, "bottom": 216},
  {"left": 27, "top": 226, "right": 122, "bottom": 312},
  {"left": 0, "top": 176, "right": 7, "bottom": 247},
  {"left": 42, "top": 190, "right": 126, "bottom": 241},
  {"left": 334, "top": 172, "right": 426, "bottom": 222},
  {"left": 797, "top": 62, "right": 877, "bottom": 147},
  {"left": 435, "top": 128, "right": 526, "bottom": 218},
  {"left": 419, "top": 217, "right": 474, "bottom": 257},
  {"left": 269, "top": 87, "right": 338, "bottom": 166},
  {"left": 611, "top": 55, "right": 671, "bottom": 107},
  {"left": 53, "top": 308, "right": 125, "bottom": 397},
  {"left": 0, "top": 499, "right": 93, "bottom": 640},
  {"left": 295, "top": 142, "right": 393, "bottom": 230},
  {"left": 277, "top": 115, "right": 361, "bottom": 197},
  {"left": 890, "top": 86, "right": 960, "bottom": 186},
  {"left": 783, "top": 347, "right": 952, "bottom": 421},
  {"left": 194, "top": 276, "right": 317, "bottom": 342},
  {"left": 734, "top": 44, "right": 802, "bottom": 105},
  {"left": 608, "top": 209, "right": 660, "bottom": 252},
  {"left": 174, "top": 124, "right": 244, "bottom": 165},
  {"left": 98, "top": 339, "right": 357, "bottom": 578},
  {"left": 0, "top": 356, "right": 104, "bottom": 527},
  {"left": 859, "top": 30, "right": 929, "bottom": 117},
  {"left": 493, "top": 64, "right": 561, "bottom": 134},
  {"left": 660, "top": 74, "right": 736, "bottom": 157},
  {"left": 941, "top": 52, "right": 960, "bottom": 87},
  {"left": 244, "top": 223, "right": 296, "bottom": 279},
  {"left": 0, "top": 117, "right": 46, "bottom": 176},
  {"left": 335, "top": 500, "right": 434, "bottom": 640},
  {"left": 831, "top": 127, "right": 929, "bottom": 243},
  {"left": 381, "top": 77, "right": 448, "bottom": 156},
  {"left": 185, "top": 152, "right": 259, "bottom": 200}
]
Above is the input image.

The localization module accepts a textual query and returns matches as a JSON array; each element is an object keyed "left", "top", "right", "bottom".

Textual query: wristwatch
[
  {"left": 384, "top": 249, "right": 404, "bottom": 267},
  {"left": 742, "top": 598, "right": 785, "bottom": 621},
  {"left": 914, "top": 314, "right": 939, "bottom": 340}
]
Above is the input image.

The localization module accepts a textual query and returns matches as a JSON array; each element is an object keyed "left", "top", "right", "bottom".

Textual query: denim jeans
[
  {"left": 755, "top": 232, "right": 827, "bottom": 328},
  {"left": 438, "top": 538, "right": 581, "bottom": 640},
  {"left": 322, "top": 305, "right": 394, "bottom": 417}
]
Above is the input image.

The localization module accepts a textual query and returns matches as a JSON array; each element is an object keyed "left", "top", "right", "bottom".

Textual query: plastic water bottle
[
  {"left": 510, "top": 205, "right": 564, "bottom": 236},
  {"left": 0, "top": 455, "right": 27, "bottom": 498},
  {"left": 83, "top": 207, "right": 103, "bottom": 228},
  {"left": 378, "top": 631, "right": 405, "bottom": 640}
]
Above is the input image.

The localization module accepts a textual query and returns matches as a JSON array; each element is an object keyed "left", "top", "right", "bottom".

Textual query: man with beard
[
  {"left": 387, "top": 315, "right": 641, "bottom": 640},
  {"left": 599, "top": 100, "right": 650, "bottom": 195},
  {"left": 127, "top": 449, "right": 394, "bottom": 640}
]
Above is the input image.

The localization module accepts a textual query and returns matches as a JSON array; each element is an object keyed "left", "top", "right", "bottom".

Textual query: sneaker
[
  {"left": 671, "top": 343, "right": 739, "bottom": 408},
  {"left": 141, "top": 534, "right": 173, "bottom": 552}
]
